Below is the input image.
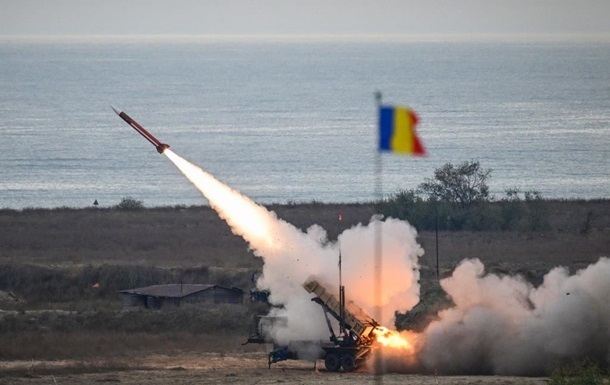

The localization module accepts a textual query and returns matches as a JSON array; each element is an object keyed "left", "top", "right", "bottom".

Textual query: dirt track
[{"left": 0, "top": 352, "right": 548, "bottom": 385}]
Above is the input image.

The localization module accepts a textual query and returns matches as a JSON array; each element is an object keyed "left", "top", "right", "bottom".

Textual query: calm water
[{"left": 0, "top": 37, "right": 608, "bottom": 209}]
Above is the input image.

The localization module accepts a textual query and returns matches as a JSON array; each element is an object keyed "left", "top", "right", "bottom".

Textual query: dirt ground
[{"left": 0, "top": 352, "right": 548, "bottom": 385}]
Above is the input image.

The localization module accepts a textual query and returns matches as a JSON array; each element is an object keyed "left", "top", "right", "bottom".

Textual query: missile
[{"left": 111, "top": 105, "right": 170, "bottom": 154}]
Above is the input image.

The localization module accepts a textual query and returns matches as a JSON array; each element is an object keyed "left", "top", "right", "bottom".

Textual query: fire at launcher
[{"left": 246, "top": 277, "right": 382, "bottom": 372}]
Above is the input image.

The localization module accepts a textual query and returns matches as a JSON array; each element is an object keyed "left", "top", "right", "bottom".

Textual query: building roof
[{"left": 119, "top": 284, "right": 243, "bottom": 298}]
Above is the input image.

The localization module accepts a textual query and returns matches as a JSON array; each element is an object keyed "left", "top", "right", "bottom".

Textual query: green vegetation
[
  {"left": 380, "top": 160, "right": 553, "bottom": 231},
  {"left": 549, "top": 359, "right": 609, "bottom": 385}
]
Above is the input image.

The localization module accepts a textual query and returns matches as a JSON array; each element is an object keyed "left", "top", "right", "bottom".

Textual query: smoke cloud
[
  {"left": 420, "top": 257, "right": 610, "bottom": 375},
  {"left": 166, "top": 150, "right": 609, "bottom": 375}
]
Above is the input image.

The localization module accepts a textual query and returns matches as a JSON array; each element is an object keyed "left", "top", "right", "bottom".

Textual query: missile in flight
[{"left": 111, "top": 105, "right": 170, "bottom": 154}]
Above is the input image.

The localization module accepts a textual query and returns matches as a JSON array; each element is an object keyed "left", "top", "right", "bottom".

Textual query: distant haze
[{"left": 1, "top": 0, "right": 609, "bottom": 37}]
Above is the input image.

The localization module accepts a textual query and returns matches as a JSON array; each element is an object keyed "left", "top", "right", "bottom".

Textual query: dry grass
[
  {"left": 418, "top": 230, "right": 608, "bottom": 280},
  {"left": 0, "top": 200, "right": 606, "bottom": 269},
  {"left": 0, "top": 203, "right": 378, "bottom": 267},
  {"left": 0, "top": 206, "right": 258, "bottom": 267},
  {"left": 0, "top": 331, "right": 263, "bottom": 361},
  {"left": 0, "top": 304, "right": 263, "bottom": 362},
  {"left": 0, "top": 304, "right": 252, "bottom": 335},
  {"left": 0, "top": 201, "right": 608, "bottom": 370}
]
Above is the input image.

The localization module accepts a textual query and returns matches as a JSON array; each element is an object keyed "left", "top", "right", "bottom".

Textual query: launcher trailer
[{"left": 247, "top": 278, "right": 380, "bottom": 372}]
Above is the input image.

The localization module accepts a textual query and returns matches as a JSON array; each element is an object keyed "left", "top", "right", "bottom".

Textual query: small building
[{"left": 119, "top": 284, "right": 244, "bottom": 309}]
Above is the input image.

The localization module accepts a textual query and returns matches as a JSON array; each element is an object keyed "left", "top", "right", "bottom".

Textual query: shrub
[
  {"left": 381, "top": 189, "right": 424, "bottom": 223},
  {"left": 115, "top": 197, "right": 144, "bottom": 211},
  {"left": 524, "top": 190, "right": 550, "bottom": 231},
  {"left": 499, "top": 188, "right": 525, "bottom": 230}
]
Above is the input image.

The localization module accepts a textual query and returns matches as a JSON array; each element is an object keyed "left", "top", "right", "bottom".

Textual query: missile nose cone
[{"left": 110, "top": 105, "right": 122, "bottom": 116}]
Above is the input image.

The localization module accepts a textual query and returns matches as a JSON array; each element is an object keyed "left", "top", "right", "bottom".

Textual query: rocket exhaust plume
[
  {"left": 164, "top": 149, "right": 421, "bottom": 337},
  {"left": 163, "top": 149, "right": 609, "bottom": 375}
]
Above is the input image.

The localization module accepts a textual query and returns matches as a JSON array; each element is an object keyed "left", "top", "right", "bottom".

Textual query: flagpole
[
  {"left": 373, "top": 93, "right": 425, "bottom": 382},
  {"left": 374, "top": 91, "right": 384, "bottom": 380}
]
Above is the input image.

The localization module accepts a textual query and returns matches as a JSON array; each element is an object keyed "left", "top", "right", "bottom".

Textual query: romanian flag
[{"left": 379, "top": 106, "right": 426, "bottom": 156}]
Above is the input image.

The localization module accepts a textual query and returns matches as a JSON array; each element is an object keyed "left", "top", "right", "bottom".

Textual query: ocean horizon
[{"left": 1, "top": 37, "right": 608, "bottom": 209}]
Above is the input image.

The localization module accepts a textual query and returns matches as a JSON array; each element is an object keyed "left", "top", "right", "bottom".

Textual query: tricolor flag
[{"left": 379, "top": 106, "right": 426, "bottom": 156}]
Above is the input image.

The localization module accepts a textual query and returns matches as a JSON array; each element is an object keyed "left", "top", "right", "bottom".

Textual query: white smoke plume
[
  {"left": 165, "top": 150, "right": 422, "bottom": 342},
  {"left": 165, "top": 150, "right": 609, "bottom": 375},
  {"left": 419, "top": 257, "right": 610, "bottom": 375},
  {"left": 337, "top": 218, "right": 422, "bottom": 326}
]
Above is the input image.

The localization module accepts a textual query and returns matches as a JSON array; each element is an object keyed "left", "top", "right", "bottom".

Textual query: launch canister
[{"left": 111, "top": 105, "right": 170, "bottom": 154}]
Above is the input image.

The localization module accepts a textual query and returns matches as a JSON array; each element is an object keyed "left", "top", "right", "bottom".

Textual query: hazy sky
[{"left": 1, "top": 0, "right": 609, "bottom": 37}]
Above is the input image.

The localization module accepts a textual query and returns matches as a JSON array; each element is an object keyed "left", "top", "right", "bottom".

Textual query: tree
[{"left": 418, "top": 160, "right": 491, "bottom": 208}]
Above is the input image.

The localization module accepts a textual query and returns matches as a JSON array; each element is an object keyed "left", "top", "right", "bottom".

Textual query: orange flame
[{"left": 374, "top": 326, "right": 413, "bottom": 351}]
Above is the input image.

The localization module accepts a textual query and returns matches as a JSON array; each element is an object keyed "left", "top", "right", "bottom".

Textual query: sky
[{"left": 1, "top": 0, "right": 609, "bottom": 37}]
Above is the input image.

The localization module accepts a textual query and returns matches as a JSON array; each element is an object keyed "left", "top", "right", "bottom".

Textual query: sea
[{"left": 0, "top": 36, "right": 608, "bottom": 209}]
